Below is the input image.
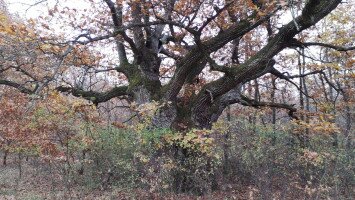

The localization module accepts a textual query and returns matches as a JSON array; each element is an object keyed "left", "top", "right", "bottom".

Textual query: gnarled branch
[{"left": 56, "top": 85, "right": 129, "bottom": 105}]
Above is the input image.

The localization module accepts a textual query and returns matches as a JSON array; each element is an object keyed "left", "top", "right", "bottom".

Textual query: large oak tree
[{"left": 1, "top": 0, "right": 354, "bottom": 130}]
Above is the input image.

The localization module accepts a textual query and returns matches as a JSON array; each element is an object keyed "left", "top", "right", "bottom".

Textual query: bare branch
[
  {"left": 197, "top": 3, "right": 232, "bottom": 33},
  {"left": 270, "top": 67, "right": 318, "bottom": 102},
  {"left": 302, "top": 42, "right": 355, "bottom": 51}
]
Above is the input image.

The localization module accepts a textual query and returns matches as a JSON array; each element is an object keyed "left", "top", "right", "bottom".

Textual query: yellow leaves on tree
[
  {"left": 0, "top": 89, "right": 99, "bottom": 159},
  {"left": 0, "top": 11, "right": 36, "bottom": 41},
  {"left": 292, "top": 115, "right": 340, "bottom": 136}
]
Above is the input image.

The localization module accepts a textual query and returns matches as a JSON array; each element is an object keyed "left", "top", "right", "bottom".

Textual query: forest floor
[{"left": 0, "top": 155, "right": 255, "bottom": 200}]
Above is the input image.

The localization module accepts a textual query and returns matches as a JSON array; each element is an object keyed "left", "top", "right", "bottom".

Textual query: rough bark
[{"left": 189, "top": 0, "right": 342, "bottom": 128}]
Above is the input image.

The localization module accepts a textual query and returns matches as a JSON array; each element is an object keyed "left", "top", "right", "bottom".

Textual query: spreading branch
[
  {"left": 289, "top": 38, "right": 355, "bottom": 52},
  {"left": 302, "top": 42, "right": 355, "bottom": 51},
  {"left": 0, "top": 79, "right": 34, "bottom": 94},
  {"left": 239, "top": 95, "right": 298, "bottom": 120},
  {"left": 190, "top": 0, "right": 342, "bottom": 127},
  {"left": 56, "top": 85, "right": 129, "bottom": 105},
  {"left": 165, "top": 8, "right": 280, "bottom": 100}
]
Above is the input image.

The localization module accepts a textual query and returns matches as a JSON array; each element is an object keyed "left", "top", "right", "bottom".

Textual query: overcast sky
[
  {"left": 6, "top": 0, "right": 47, "bottom": 18},
  {"left": 6, "top": 0, "right": 91, "bottom": 20}
]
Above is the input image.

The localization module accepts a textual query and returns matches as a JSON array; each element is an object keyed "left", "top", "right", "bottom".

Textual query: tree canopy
[{"left": 1, "top": 0, "right": 354, "bottom": 129}]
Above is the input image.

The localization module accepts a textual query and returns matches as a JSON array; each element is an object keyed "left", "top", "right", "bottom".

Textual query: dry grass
[
  {"left": 1, "top": 152, "right": 347, "bottom": 200},
  {"left": 0, "top": 154, "right": 254, "bottom": 200}
]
